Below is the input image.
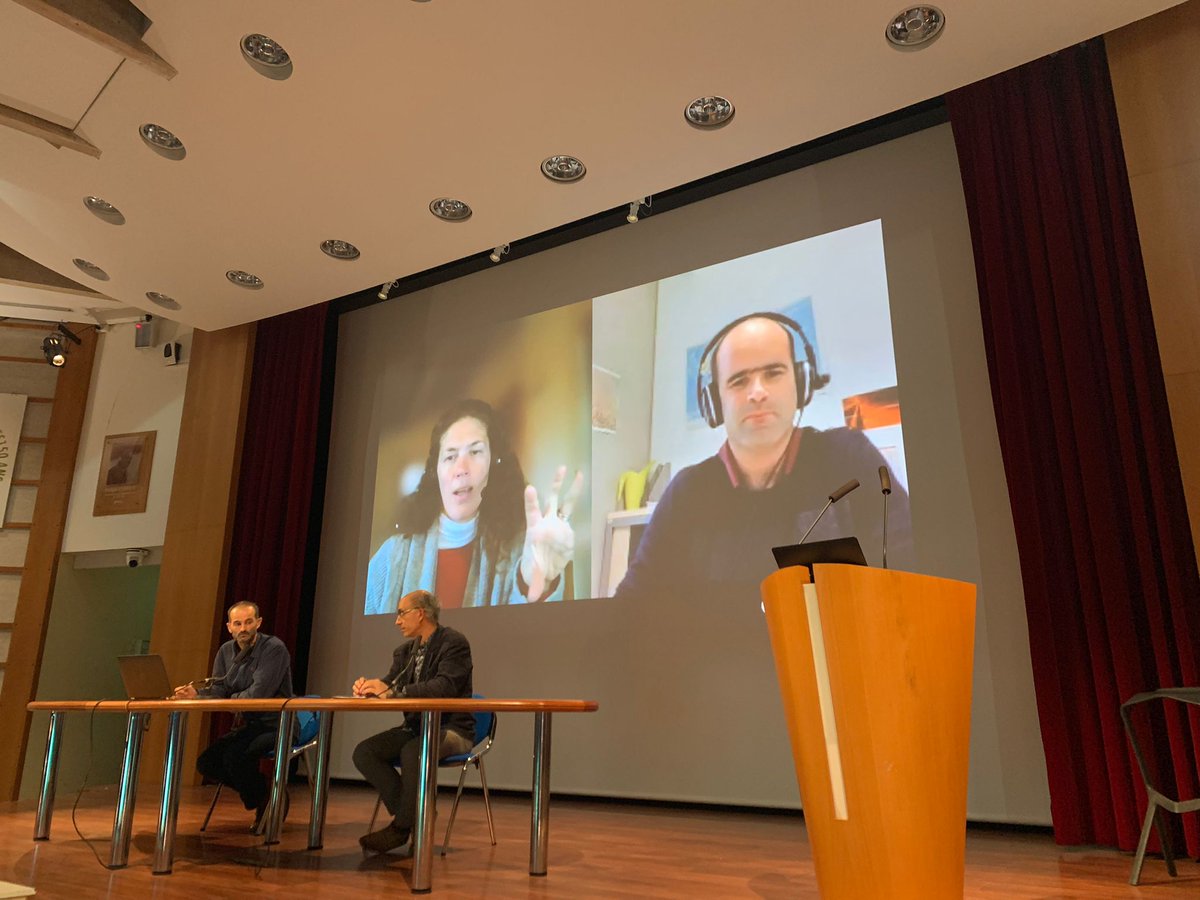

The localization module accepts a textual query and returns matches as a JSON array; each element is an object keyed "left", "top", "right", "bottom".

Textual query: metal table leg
[
  {"left": 152, "top": 710, "right": 188, "bottom": 875},
  {"left": 307, "top": 711, "right": 334, "bottom": 849},
  {"left": 33, "top": 711, "right": 64, "bottom": 841},
  {"left": 109, "top": 712, "right": 148, "bottom": 868},
  {"left": 263, "top": 709, "right": 296, "bottom": 845},
  {"left": 530, "top": 711, "right": 552, "bottom": 876},
  {"left": 411, "top": 709, "right": 441, "bottom": 894}
]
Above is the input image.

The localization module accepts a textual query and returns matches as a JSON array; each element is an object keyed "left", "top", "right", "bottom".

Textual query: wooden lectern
[{"left": 761, "top": 564, "right": 976, "bottom": 899}]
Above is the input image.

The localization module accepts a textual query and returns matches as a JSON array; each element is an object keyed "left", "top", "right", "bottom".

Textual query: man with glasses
[{"left": 352, "top": 589, "right": 475, "bottom": 854}]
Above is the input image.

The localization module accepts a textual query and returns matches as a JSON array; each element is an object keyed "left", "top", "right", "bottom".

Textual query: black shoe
[
  {"left": 251, "top": 789, "right": 290, "bottom": 835},
  {"left": 359, "top": 822, "right": 411, "bottom": 854}
]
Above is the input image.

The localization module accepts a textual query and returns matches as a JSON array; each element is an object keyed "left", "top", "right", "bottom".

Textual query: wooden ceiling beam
[
  {"left": 11, "top": 0, "right": 177, "bottom": 80},
  {"left": 0, "top": 101, "right": 100, "bottom": 157}
]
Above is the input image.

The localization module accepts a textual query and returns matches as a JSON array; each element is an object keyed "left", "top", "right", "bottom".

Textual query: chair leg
[
  {"left": 478, "top": 758, "right": 496, "bottom": 846},
  {"left": 440, "top": 764, "right": 471, "bottom": 856},
  {"left": 200, "top": 783, "right": 223, "bottom": 833},
  {"left": 369, "top": 795, "right": 383, "bottom": 833},
  {"left": 1130, "top": 802, "right": 1157, "bottom": 885},
  {"left": 1153, "top": 806, "right": 1177, "bottom": 878}
]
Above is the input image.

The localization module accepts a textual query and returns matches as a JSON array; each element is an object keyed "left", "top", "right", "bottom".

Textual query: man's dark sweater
[
  {"left": 614, "top": 427, "right": 913, "bottom": 608},
  {"left": 202, "top": 632, "right": 294, "bottom": 724}
]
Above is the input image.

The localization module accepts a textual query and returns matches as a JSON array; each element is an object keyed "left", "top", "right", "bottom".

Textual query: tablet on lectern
[{"left": 771, "top": 537, "right": 867, "bottom": 573}]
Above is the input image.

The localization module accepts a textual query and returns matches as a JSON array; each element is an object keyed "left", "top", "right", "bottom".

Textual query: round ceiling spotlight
[
  {"left": 885, "top": 6, "right": 945, "bottom": 48},
  {"left": 320, "top": 239, "right": 361, "bottom": 260},
  {"left": 684, "top": 96, "right": 735, "bottom": 129},
  {"left": 540, "top": 155, "right": 586, "bottom": 183},
  {"left": 226, "top": 270, "right": 264, "bottom": 290},
  {"left": 428, "top": 198, "right": 472, "bottom": 221},
  {"left": 241, "top": 33, "right": 293, "bottom": 79},
  {"left": 83, "top": 196, "right": 126, "bottom": 225},
  {"left": 146, "top": 291, "right": 181, "bottom": 310},
  {"left": 138, "top": 123, "right": 186, "bottom": 160},
  {"left": 72, "top": 258, "right": 109, "bottom": 281}
]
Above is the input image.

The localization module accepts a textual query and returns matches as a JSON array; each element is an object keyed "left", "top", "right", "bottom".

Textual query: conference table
[{"left": 26, "top": 696, "right": 599, "bottom": 893}]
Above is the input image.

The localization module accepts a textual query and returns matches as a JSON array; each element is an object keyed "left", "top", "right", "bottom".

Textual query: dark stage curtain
[
  {"left": 225, "top": 302, "right": 334, "bottom": 694},
  {"left": 946, "top": 40, "right": 1200, "bottom": 853}
]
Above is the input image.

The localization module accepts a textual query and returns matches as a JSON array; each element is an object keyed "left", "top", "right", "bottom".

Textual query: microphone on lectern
[
  {"left": 797, "top": 479, "right": 860, "bottom": 546},
  {"left": 879, "top": 466, "right": 892, "bottom": 569}
]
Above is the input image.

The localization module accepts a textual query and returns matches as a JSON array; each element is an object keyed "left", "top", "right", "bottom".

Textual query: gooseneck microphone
[
  {"left": 190, "top": 641, "right": 254, "bottom": 690},
  {"left": 879, "top": 466, "right": 892, "bottom": 569},
  {"left": 797, "top": 479, "right": 860, "bottom": 545}
]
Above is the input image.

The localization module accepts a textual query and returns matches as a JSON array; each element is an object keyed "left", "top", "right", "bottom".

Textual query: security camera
[{"left": 126, "top": 548, "right": 150, "bottom": 568}]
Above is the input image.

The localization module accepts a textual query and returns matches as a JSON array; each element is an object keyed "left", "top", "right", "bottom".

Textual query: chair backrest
[
  {"left": 293, "top": 695, "right": 322, "bottom": 749},
  {"left": 438, "top": 693, "right": 496, "bottom": 765}
]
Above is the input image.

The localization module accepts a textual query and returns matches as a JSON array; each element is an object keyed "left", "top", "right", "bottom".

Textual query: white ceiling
[{"left": 0, "top": 0, "right": 1184, "bottom": 331}]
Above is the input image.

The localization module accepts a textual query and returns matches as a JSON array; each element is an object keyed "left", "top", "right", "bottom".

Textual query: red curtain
[
  {"left": 946, "top": 40, "right": 1200, "bottom": 853},
  {"left": 225, "top": 302, "right": 333, "bottom": 692}
]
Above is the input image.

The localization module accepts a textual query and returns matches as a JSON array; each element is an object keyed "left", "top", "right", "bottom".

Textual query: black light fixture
[{"left": 42, "top": 323, "right": 82, "bottom": 367}]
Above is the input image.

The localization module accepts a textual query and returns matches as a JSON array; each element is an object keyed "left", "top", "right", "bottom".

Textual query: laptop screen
[{"left": 116, "top": 654, "right": 175, "bottom": 700}]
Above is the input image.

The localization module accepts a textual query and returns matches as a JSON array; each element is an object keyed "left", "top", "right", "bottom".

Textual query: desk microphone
[
  {"left": 797, "top": 479, "right": 860, "bottom": 545},
  {"left": 189, "top": 641, "right": 254, "bottom": 690},
  {"left": 878, "top": 466, "right": 892, "bottom": 570}
]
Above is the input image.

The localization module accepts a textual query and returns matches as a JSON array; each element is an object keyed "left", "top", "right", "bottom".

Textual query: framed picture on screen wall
[{"left": 94, "top": 430, "right": 156, "bottom": 516}]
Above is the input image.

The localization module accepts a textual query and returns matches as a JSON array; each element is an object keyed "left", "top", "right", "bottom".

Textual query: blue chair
[
  {"left": 368, "top": 699, "right": 498, "bottom": 854},
  {"left": 201, "top": 706, "right": 322, "bottom": 833}
]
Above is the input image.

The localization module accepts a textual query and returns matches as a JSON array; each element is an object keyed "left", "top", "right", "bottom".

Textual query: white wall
[{"left": 62, "top": 319, "right": 191, "bottom": 553}]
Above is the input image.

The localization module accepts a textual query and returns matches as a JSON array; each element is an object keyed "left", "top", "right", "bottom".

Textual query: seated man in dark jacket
[
  {"left": 172, "top": 601, "right": 294, "bottom": 826},
  {"left": 352, "top": 589, "right": 474, "bottom": 853}
]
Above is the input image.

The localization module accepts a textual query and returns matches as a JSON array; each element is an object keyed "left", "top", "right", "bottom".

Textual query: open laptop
[
  {"left": 117, "top": 654, "right": 175, "bottom": 700},
  {"left": 771, "top": 536, "right": 868, "bottom": 574}
]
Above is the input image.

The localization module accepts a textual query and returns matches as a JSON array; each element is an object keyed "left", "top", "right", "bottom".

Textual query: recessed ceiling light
[
  {"left": 139, "top": 123, "right": 186, "bottom": 160},
  {"left": 83, "top": 196, "right": 125, "bottom": 225},
  {"left": 241, "top": 33, "right": 293, "bottom": 79},
  {"left": 429, "top": 198, "right": 472, "bottom": 221},
  {"left": 885, "top": 6, "right": 945, "bottom": 48},
  {"left": 684, "top": 96, "right": 735, "bottom": 128},
  {"left": 226, "top": 270, "right": 264, "bottom": 290},
  {"left": 540, "top": 155, "right": 586, "bottom": 183},
  {"left": 320, "top": 239, "right": 361, "bottom": 260},
  {"left": 72, "top": 258, "right": 109, "bottom": 280},
  {"left": 146, "top": 291, "right": 181, "bottom": 310}
]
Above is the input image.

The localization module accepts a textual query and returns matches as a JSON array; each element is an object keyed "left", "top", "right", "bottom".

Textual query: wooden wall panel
[
  {"left": 141, "top": 323, "right": 255, "bottom": 783},
  {"left": 0, "top": 328, "right": 96, "bottom": 800},
  {"left": 1107, "top": 0, "right": 1200, "bottom": 571}
]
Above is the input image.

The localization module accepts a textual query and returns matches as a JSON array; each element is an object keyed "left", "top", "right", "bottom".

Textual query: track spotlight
[
  {"left": 42, "top": 334, "right": 67, "bottom": 367},
  {"left": 489, "top": 244, "right": 510, "bottom": 264},
  {"left": 626, "top": 197, "right": 650, "bottom": 224},
  {"left": 41, "top": 323, "right": 82, "bottom": 367},
  {"left": 377, "top": 279, "right": 399, "bottom": 301}
]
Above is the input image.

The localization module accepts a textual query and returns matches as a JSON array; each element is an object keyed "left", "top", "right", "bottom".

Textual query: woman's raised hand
[{"left": 521, "top": 466, "right": 584, "bottom": 601}]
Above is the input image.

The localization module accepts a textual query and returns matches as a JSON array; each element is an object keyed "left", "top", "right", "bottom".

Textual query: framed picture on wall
[{"left": 94, "top": 430, "right": 156, "bottom": 516}]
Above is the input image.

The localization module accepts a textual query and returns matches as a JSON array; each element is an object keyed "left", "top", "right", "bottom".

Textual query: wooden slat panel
[
  {"left": 0, "top": 327, "right": 95, "bottom": 799},
  {"left": 0, "top": 100, "right": 102, "bottom": 158},
  {"left": 142, "top": 323, "right": 255, "bottom": 785},
  {"left": 10, "top": 0, "right": 176, "bottom": 80}
]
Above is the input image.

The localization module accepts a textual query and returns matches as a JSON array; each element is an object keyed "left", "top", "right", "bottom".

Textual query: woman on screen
[{"left": 365, "top": 399, "right": 582, "bottom": 613}]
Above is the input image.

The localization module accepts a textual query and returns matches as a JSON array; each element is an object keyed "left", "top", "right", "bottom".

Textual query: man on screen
[
  {"left": 172, "top": 602, "right": 294, "bottom": 828},
  {"left": 614, "top": 312, "right": 913, "bottom": 606},
  {"left": 352, "top": 589, "right": 475, "bottom": 854}
]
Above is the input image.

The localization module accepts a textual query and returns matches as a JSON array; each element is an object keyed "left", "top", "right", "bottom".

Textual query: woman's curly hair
[{"left": 396, "top": 399, "right": 527, "bottom": 558}]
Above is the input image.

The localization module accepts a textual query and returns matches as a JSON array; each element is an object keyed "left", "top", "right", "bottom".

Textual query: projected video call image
[
  {"left": 363, "top": 302, "right": 591, "bottom": 613},
  {"left": 365, "top": 219, "right": 913, "bottom": 613},
  {"left": 590, "top": 219, "right": 913, "bottom": 608}
]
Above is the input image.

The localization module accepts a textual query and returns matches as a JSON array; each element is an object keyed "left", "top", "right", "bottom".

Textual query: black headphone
[{"left": 695, "top": 311, "right": 830, "bottom": 429}]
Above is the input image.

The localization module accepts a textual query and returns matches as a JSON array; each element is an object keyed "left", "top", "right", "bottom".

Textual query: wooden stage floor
[{"left": 1, "top": 782, "right": 1196, "bottom": 898}]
